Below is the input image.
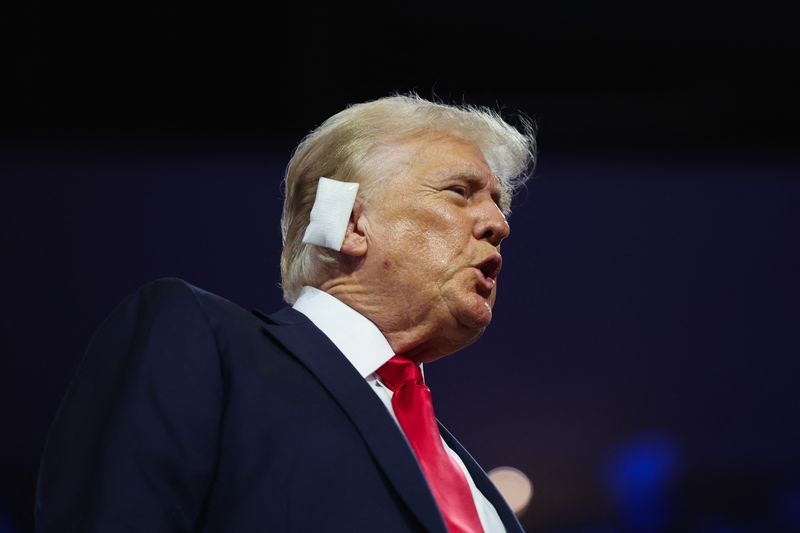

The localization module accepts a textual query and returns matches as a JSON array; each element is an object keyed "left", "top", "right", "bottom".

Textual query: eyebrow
[{"left": 455, "top": 172, "right": 503, "bottom": 207}]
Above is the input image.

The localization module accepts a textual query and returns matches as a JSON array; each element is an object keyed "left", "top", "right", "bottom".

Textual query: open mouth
[{"left": 475, "top": 254, "right": 503, "bottom": 283}]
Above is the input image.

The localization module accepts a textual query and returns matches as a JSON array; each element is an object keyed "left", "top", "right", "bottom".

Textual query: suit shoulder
[
  {"left": 133, "top": 277, "right": 263, "bottom": 326},
  {"left": 106, "top": 277, "right": 198, "bottom": 322},
  {"left": 131, "top": 277, "right": 228, "bottom": 309},
  {"left": 134, "top": 276, "right": 203, "bottom": 297}
]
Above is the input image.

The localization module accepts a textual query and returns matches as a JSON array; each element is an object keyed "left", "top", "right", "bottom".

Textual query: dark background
[{"left": 3, "top": 2, "right": 799, "bottom": 532}]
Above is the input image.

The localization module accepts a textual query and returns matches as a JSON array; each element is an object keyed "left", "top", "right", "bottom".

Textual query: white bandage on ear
[{"left": 301, "top": 177, "right": 360, "bottom": 251}]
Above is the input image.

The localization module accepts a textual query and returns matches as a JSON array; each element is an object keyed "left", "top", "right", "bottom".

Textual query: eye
[{"left": 446, "top": 185, "right": 468, "bottom": 197}]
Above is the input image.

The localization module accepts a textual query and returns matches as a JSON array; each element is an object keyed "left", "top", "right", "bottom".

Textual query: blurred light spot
[
  {"left": 488, "top": 466, "right": 533, "bottom": 516},
  {"left": 601, "top": 432, "right": 681, "bottom": 532},
  {"left": 0, "top": 503, "right": 17, "bottom": 533},
  {"left": 771, "top": 487, "right": 800, "bottom": 528}
]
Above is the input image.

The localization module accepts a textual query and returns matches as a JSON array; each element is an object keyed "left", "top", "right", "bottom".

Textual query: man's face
[{"left": 362, "top": 133, "right": 510, "bottom": 354}]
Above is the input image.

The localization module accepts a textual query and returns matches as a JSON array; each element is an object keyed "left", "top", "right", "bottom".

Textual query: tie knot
[{"left": 376, "top": 355, "right": 423, "bottom": 392}]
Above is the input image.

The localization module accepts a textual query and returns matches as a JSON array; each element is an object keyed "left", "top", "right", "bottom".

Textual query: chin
[{"left": 455, "top": 296, "right": 494, "bottom": 331}]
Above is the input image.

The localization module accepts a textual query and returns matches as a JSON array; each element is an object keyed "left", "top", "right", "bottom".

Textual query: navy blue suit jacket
[{"left": 35, "top": 278, "right": 524, "bottom": 532}]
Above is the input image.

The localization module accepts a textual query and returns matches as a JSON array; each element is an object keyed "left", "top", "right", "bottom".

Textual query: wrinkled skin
[{"left": 321, "top": 132, "right": 510, "bottom": 363}]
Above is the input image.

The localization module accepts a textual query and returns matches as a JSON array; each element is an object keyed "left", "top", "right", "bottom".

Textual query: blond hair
[{"left": 279, "top": 93, "right": 535, "bottom": 303}]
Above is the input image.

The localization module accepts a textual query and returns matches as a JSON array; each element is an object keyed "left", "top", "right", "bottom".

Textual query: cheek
[
  {"left": 401, "top": 209, "right": 467, "bottom": 263},
  {"left": 373, "top": 203, "right": 470, "bottom": 286}
]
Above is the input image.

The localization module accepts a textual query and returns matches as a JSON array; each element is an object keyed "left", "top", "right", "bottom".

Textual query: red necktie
[{"left": 377, "top": 355, "right": 484, "bottom": 533}]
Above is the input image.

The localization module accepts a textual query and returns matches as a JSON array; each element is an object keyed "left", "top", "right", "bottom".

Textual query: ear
[{"left": 339, "top": 200, "right": 368, "bottom": 257}]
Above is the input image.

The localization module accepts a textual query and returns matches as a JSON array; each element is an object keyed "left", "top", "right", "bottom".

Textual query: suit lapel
[
  {"left": 438, "top": 423, "right": 525, "bottom": 533},
  {"left": 254, "top": 307, "right": 448, "bottom": 533}
]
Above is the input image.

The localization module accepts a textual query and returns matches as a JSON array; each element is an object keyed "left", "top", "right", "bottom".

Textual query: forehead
[
  {"left": 405, "top": 132, "right": 497, "bottom": 184},
  {"left": 368, "top": 131, "right": 507, "bottom": 210}
]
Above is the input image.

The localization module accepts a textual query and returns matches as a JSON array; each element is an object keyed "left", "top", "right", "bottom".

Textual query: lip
[{"left": 473, "top": 253, "right": 503, "bottom": 289}]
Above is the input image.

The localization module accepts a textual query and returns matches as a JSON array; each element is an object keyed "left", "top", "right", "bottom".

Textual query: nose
[{"left": 475, "top": 201, "right": 511, "bottom": 246}]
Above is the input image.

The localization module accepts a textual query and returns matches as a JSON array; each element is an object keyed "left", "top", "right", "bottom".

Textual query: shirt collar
[{"left": 292, "top": 286, "right": 395, "bottom": 378}]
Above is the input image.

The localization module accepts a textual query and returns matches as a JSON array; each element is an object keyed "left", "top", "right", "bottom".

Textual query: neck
[{"left": 319, "top": 277, "right": 476, "bottom": 363}]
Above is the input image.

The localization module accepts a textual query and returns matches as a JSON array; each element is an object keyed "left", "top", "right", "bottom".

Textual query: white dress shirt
[{"left": 293, "top": 286, "right": 505, "bottom": 532}]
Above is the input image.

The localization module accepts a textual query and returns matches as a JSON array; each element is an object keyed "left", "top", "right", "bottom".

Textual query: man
[{"left": 35, "top": 94, "right": 535, "bottom": 532}]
